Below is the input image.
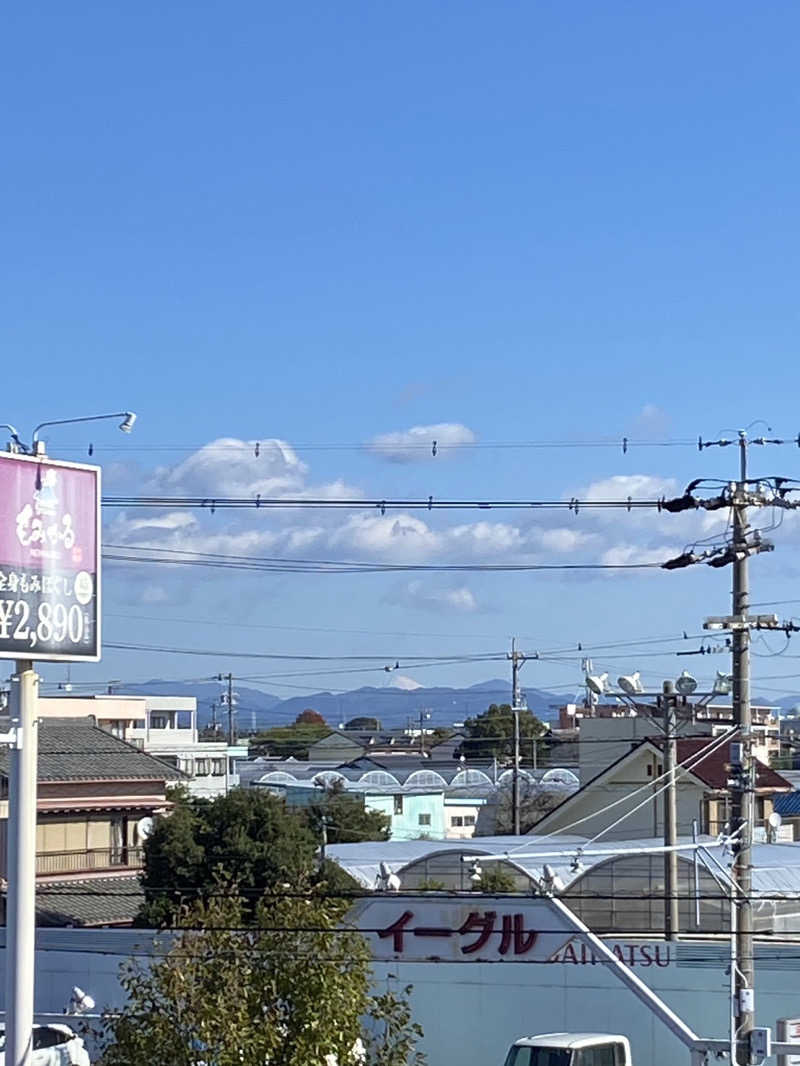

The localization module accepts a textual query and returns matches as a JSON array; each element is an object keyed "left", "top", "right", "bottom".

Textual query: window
[
  {"left": 418, "top": 813, "right": 431, "bottom": 826},
  {"left": 132, "top": 719, "right": 145, "bottom": 730},
  {"left": 150, "top": 714, "right": 168, "bottom": 729},
  {"left": 177, "top": 711, "right": 193, "bottom": 729},
  {"left": 464, "top": 815, "right": 476, "bottom": 826},
  {"left": 504, "top": 1048, "right": 570, "bottom": 1066},
  {"left": 211, "top": 758, "right": 225, "bottom": 776},
  {"left": 450, "top": 816, "right": 464, "bottom": 827},
  {"left": 195, "top": 758, "right": 211, "bottom": 776},
  {"left": 573, "top": 1044, "right": 624, "bottom": 1066},
  {"left": 393, "top": 796, "right": 403, "bottom": 816}
]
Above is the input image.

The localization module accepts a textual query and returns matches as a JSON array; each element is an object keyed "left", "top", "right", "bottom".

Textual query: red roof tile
[{"left": 649, "top": 736, "right": 791, "bottom": 791}]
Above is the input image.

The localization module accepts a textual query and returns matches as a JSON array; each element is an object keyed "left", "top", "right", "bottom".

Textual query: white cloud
[
  {"left": 631, "top": 403, "right": 671, "bottom": 439},
  {"left": 390, "top": 580, "right": 479, "bottom": 613},
  {"left": 368, "top": 422, "right": 476, "bottom": 463},
  {"left": 150, "top": 437, "right": 309, "bottom": 498},
  {"left": 390, "top": 674, "right": 423, "bottom": 690}
]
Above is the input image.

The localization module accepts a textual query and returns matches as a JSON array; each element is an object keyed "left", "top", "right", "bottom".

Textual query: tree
[
  {"left": 345, "top": 716, "right": 382, "bottom": 731},
  {"left": 491, "top": 777, "right": 565, "bottom": 835},
  {"left": 475, "top": 866, "right": 517, "bottom": 893},
  {"left": 97, "top": 881, "right": 427, "bottom": 1066},
  {"left": 296, "top": 708, "right": 326, "bottom": 726},
  {"left": 250, "top": 721, "right": 330, "bottom": 759},
  {"left": 459, "top": 703, "right": 546, "bottom": 762},
  {"left": 308, "top": 785, "right": 391, "bottom": 845},
  {"left": 138, "top": 788, "right": 319, "bottom": 926}
]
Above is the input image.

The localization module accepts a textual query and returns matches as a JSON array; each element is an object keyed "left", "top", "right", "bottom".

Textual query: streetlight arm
[{"left": 31, "top": 412, "right": 137, "bottom": 446}]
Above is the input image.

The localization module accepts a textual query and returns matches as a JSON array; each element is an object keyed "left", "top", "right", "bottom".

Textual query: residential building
[
  {"left": 561, "top": 700, "right": 780, "bottom": 775},
  {"left": 0, "top": 715, "right": 181, "bottom": 926},
  {"left": 307, "top": 729, "right": 464, "bottom": 763},
  {"left": 525, "top": 736, "right": 792, "bottom": 840},
  {"left": 39, "top": 694, "right": 246, "bottom": 799}
]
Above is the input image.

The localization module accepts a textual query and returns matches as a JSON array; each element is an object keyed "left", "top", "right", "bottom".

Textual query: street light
[{"left": 31, "top": 411, "right": 137, "bottom": 452}]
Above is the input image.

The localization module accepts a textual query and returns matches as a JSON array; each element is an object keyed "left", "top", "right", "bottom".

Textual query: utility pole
[
  {"left": 662, "top": 427, "right": 800, "bottom": 1065},
  {"left": 731, "top": 431, "right": 755, "bottom": 1064},
  {"left": 418, "top": 709, "right": 431, "bottom": 756},
  {"left": 660, "top": 680, "right": 679, "bottom": 942},
  {"left": 217, "top": 673, "right": 236, "bottom": 745},
  {"left": 508, "top": 639, "right": 526, "bottom": 836},
  {"left": 210, "top": 699, "right": 218, "bottom": 736},
  {"left": 320, "top": 813, "right": 329, "bottom": 868}
]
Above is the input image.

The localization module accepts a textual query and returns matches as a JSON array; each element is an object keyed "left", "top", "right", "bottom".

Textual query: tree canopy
[
  {"left": 99, "top": 880, "right": 426, "bottom": 1066},
  {"left": 249, "top": 721, "right": 331, "bottom": 759},
  {"left": 137, "top": 786, "right": 390, "bottom": 926},
  {"left": 459, "top": 703, "right": 546, "bottom": 762},
  {"left": 296, "top": 708, "right": 326, "bottom": 726},
  {"left": 345, "top": 716, "right": 382, "bottom": 731}
]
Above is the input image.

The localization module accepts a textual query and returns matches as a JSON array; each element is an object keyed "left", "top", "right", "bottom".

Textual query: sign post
[{"left": 0, "top": 451, "right": 101, "bottom": 1066}]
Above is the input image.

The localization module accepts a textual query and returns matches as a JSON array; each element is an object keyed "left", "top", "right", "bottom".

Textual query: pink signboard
[{"left": 0, "top": 452, "right": 101, "bottom": 661}]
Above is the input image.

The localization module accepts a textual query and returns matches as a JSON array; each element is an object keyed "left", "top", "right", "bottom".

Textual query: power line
[{"left": 102, "top": 495, "right": 669, "bottom": 512}]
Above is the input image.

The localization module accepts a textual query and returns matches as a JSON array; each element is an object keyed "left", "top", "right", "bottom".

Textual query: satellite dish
[
  {"left": 675, "top": 670, "right": 698, "bottom": 696},
  {"left": 136, "top": 816, "right": 155, "bottom": 841},
  {"left": 768, "top": 811, "right": 783, "bottom": 829},
  {"left": 618, "top": 672, "right": 643, "bottom": 695},
  {"left": 586, "top": 673, "right": 609, "bottom": 696}
]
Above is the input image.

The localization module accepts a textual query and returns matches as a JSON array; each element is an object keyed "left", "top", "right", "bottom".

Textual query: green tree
[
  {"left": 460, "top": 703, "right": 546, "bottom": 762},
  {"left": 138, "top": 789, "right": 318, "bottom": 926},
  {"left": 98, "top": 881, "right": 427, "bottom": 1066},
  {"left": 249, "top": 721, "right": 331, "bottom": 758},
  {"left": 307, "top": 784, "right": 391, "bottom": 845},
  {"left": 476, "top": 866, "right": 517, "bottom": 892},
  {"left": 345, "top": 716, "right": 382, "bottom": 731}
]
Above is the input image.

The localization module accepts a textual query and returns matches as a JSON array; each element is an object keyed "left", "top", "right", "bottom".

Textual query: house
[
  {"left": 307, "top": 729, "right": 463, "bottom": 764},
  {"left": 526, "top": 736, "right": 792, "bottom": 840},
  {"left": 0, "top": 715, "right": 181, "bottom": 926},
  {"left": 38, "top": 694, "right": 246, "bottom": 799},
  {"left": 245, "top": 755, "right": 495, "bottom": 840}
]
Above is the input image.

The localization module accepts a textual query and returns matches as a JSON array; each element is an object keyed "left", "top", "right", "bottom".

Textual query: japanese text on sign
[{"left": 0, "top": 454, "right": 100, "bottom": 662}]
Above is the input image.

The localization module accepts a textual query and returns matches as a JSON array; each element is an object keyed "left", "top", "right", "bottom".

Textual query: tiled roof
[
  {"left": 649, "top": 737, "right": 792, "bottom": 791},
  {"left": 0, "top": 716, "right": 182, "bottom": 783},
  {"left": 34, "top": 875, "right": 143, "bottom": 927}
]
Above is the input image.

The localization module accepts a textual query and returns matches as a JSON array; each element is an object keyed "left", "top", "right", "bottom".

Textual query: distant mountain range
[
  {"left": 122, "top": 678, "right": 567, "bottom": 731},
  {"left": 119, "top": 676, "right": 800, "bottom": 733}
]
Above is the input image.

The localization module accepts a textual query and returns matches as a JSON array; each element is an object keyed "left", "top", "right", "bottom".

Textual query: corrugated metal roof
[{"left": 775, "top": 792, "right": 800, "bottom": 816}]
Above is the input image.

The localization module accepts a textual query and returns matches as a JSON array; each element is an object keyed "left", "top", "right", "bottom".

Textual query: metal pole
[
  {"left": 510, "top": 639, "right": 522, "bottom": 835},
  {"left": 663, "top": 681, "right": 679, "bottom": 940},
  {"left": 731, "top": 430, "right": 754, "bottom": 1065},
  {"left": 226, "top": 673, "right": 235, "bottom": 746},
  {"left": 6, "top": 661, "right": 39, "bottom": 1066}
]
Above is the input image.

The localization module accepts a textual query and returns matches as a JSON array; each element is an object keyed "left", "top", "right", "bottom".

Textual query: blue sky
[{"left": 3, "top": 2, "right": 800, "bottom": 703}]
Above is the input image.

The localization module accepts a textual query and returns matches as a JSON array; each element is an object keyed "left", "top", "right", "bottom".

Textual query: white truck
[{"left": 503, "top": 1033, "right": 632, "bottom": 1066}]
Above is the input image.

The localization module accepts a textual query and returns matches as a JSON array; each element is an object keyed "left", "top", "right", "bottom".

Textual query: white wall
[{"left": 4, "top": 930, "right": 799, "bottom": 1066}]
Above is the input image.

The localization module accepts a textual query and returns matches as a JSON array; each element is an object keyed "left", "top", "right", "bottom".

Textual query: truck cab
[{"left": 503, "top": 1033, "right": 632, "bottom": 1066}]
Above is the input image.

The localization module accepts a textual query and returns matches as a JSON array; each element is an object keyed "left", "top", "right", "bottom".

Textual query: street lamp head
[
  {"left": 119, "top": 412, "right": 137, "bottom": 433},
  {"left": 675, "top": 670, "right": 698, "bottom": 696}
]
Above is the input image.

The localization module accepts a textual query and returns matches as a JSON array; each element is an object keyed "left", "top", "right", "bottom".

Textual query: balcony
[{"left": 36, "top": 846, "right": 144, "bottom": 876}]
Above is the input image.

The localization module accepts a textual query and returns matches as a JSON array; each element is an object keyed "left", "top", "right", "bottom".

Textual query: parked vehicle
[
  {"left": 0, "top": 1024, "right": 91, "bottom": 1065},
  {"left": 503, "top": 1033, "right": 632, "bottom": 1066}
]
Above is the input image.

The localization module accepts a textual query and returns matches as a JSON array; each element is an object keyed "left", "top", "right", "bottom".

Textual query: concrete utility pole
[
  {"left": 508, "top": 639, "right": 526, "bottom": 836},
  {"left": 218, "top": 672, "right": 236, "bottom": 745},
  {"left": 5, "top": 662, "right": 39, "bottom": 1066},
  {"left": 418, "top": 709, "right": 431, "bottom": 756},
  {"left": 660, "top": 681, "right": 680, "bottom": 942},
  {"left": 662, "top": 428, "right": 800, "bottom": 1065},
  {"left": 731, "top": 432, "right": 755, "bottom": 1064}
]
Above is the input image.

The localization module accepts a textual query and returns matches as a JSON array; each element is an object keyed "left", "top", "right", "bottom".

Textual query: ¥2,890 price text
[{"left": 0, "top": 599, "right": 87, "bottom": 648}]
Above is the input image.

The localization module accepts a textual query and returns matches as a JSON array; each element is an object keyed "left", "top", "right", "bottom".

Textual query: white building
[{"left": 38, "top": 695, "right": 247, "bottom": 799}]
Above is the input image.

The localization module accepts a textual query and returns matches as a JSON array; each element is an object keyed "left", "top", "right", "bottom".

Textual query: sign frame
[{"left": 0, "top": 450, "right": 102, "bottom": 663}]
